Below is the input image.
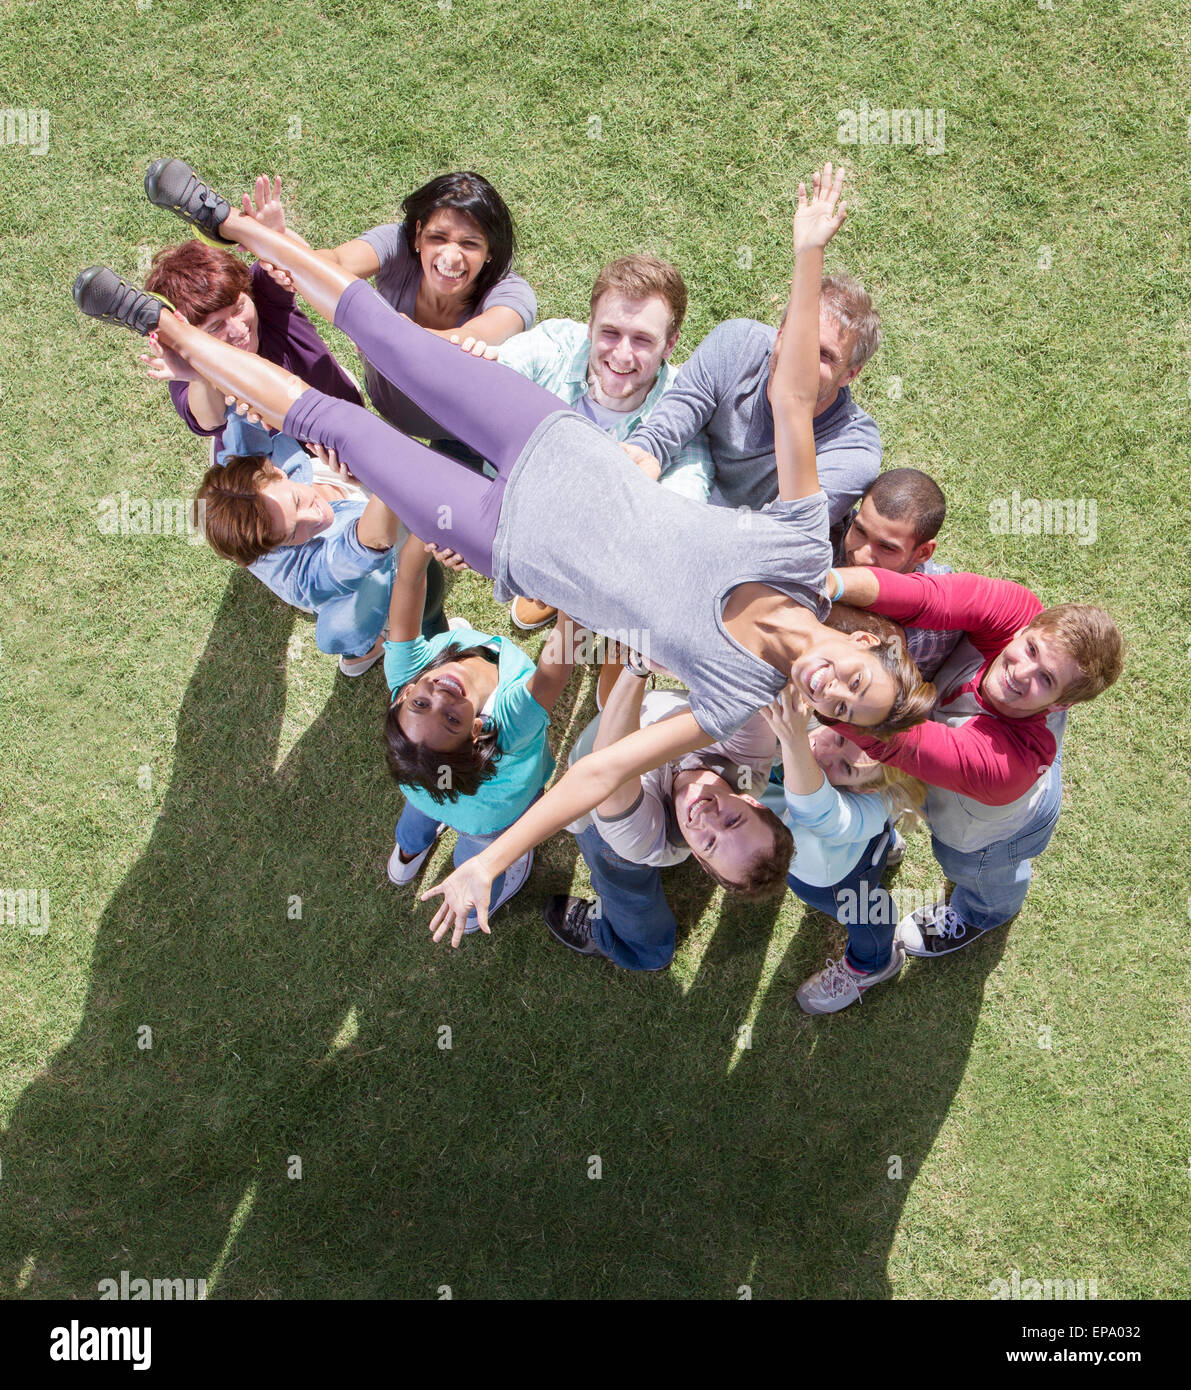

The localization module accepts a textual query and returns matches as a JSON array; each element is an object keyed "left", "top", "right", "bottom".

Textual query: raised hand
[
  {"left": 760, "top": 683, "right": 812, "bottom": 744},
  {"left": 421, "top": 856, "right": 496, "bottom": 948},
  {"left": 793, "top": 162, "right": 848, "bottom": 255},
  {"left": 242, "top": 175, "right": 287, "bottom": 233}
]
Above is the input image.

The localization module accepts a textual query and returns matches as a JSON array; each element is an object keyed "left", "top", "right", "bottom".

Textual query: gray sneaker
[{"left": 796, "top": 945, "right": 905, "bottom": 1015}]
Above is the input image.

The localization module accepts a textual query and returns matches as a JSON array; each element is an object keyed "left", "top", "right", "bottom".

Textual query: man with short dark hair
[{"left": 835, "top": 467, "right": 962, "bottom": 681}]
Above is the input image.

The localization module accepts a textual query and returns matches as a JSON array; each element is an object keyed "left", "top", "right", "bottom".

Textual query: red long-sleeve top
[{"left": 836, "top": 570, "right": 1059, "bottom": 806}]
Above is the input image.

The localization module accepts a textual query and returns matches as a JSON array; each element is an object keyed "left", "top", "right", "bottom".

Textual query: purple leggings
[{"left": 282, "top": 279, "right": 563, "bottom": 575}]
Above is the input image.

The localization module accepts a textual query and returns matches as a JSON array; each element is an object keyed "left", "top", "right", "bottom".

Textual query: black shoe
[
  {"left": 145, "top": 158, "right": 234, "bottom": 244},
  {"left": 72, "top": 266, "right": 166, "bottom": 336},
  {"left": 543, "top": 895, "right": 607, "bottom": 958},
  {"left": 896, "top": 902, "right": 988, "bottom": 957}
]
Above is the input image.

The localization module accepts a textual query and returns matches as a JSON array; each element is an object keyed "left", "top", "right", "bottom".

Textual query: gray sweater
[{"left": 627, "top": 318, "right": 881, "bottom": 520}]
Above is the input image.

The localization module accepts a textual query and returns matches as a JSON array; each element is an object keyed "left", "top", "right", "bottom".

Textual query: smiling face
[
  {"left": 394, "top": 655, "right": 499, "bottom": 753},
  {"left": 843, "top": 495, "right": 934, "bottom": 573},
  {"left": 259, "top": 470, "right": 336, "bottom": 548},
  {"left": 415, "top": 206, "right": 489, "bottom": 300},
  {"left": 195, "top": 292, "right": 259, "bottom": 354},
  {"left": 808, "top": 725, "right": 884, "bottom": 788},
  {"left": 981, "top": 626, "right": 1081, "bottom": 718},
  {"left": 789, "top": 629, "right": 899, "bottom": 725},
  {"left": 586, "top": 291, "right": 677, "bottom": 412},
  {"left": 671, "top": 769, "right": 773, "bottom": 884}
]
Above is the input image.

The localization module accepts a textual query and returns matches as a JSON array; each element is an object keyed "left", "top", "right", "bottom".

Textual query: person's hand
[
  {"left": 448, "top": 334, "right": 499, "bottom": 361},
  {"left": 139, "top": 311, "right": 200, "bottom": 382},
  {"left": 424, "top": 542, "right": 471, "bottom": 573},
  {"left": 256, "top": 261, "right": 295, "bottom": 292},
  {"left": 421, "top": 855, "right": 497, "bottom": 947},
  {"left": 793, "top": 162, "right": 848, "bottom": 256},
  {"left": 242, "top": 174, "right": 287, "bottom": 233},
  {"left": 620, "top": 441, "right": 661, "bottom": 480},
  {"left": 223, "top": 392, "right": 264, "bottom": 425},
  {"left": 306, "top": 441, "right": 359, "bottom": 484},
  {"left": 760, "top": 683, "right": 812, "bottom": 743}
]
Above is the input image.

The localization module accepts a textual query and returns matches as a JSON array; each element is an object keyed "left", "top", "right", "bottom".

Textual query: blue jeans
[
  {"left": 312, "top": 553, "right": 447, "bottom": 656},
  {"left": 395, "top": 793, "right": 534, "bottom": 927},
  {"left": 786, "top": 827, "right": 896, "bottom": 974},
  {"left": 576, "top": 824, "right": 677, "bottom": 972},
  {"left": 931, "top": 751, "right": 1064, "bottom": 932}
]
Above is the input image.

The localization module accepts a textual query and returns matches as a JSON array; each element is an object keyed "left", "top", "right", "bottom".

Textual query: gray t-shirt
[
  {"left": 358, "top": 221, "right": 537, "bottom": 439},
  {"left": 568, "top": 690, "right": 777, "bottom": 867},
  {"left": 627, "top": 317, "right": 881, "bottom": 521},
  {"left": 492, "top": 410, "right": 832, "bottom": 742}
]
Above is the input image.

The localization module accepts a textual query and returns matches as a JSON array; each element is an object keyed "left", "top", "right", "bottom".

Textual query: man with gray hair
[{"left": 625, "top": 273, "right": 883, "bottom": 532}]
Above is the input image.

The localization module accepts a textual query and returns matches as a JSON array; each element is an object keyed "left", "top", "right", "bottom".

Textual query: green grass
[{"left": 2, "top": 0, "right": 1190, "bottom": 1299}]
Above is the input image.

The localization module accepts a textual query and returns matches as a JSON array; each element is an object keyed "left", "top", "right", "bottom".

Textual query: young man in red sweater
[{"left": 826, "top": 566, "right": 1122, "bottom": 956}]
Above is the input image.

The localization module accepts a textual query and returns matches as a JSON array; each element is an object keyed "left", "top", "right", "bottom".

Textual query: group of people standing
[{"left": 72, "top": 157, "right": 1123, "bottom": 1015}]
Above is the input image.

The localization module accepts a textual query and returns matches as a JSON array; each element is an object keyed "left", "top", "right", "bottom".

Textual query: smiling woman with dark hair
[{"left": 250, "top": 169, "right": 536, "bottom": 454}]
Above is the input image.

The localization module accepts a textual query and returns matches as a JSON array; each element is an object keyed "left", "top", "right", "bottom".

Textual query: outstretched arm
[
  {"left": 525, "top": 611, "right": 580, "bottom": 716},
  {"left": 772, "top": 163, "right": 848, "bottom": 503},
  {"left": 388, "top": 532, "right": 433, "bottom": 644},
  {"left": 420, "top": 708, "right": 713, "bottom": 946}
]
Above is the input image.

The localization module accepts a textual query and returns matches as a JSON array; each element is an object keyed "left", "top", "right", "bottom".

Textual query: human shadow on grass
[{"left": 0, "top": 570, "right": 1004, "bottom": 1300}]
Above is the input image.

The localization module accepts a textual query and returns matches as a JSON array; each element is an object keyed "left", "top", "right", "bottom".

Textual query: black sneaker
[
  {"left": 896, "top": 902, "right": 987, "bottom": 957},
  {"left": 72, "top": 266, "right": 167, "bottom": 336},
  {"left": 543, "top": 895, "right": 607, "bottom": 958},
  {"left": 145, "top": 158, "right": 234, "bottom": 244}
]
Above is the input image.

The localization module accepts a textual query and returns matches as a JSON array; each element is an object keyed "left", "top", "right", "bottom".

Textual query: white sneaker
[
  {"left": 387, "top": 824, "right": 446, "bottom": 885},
  {"left": 465, "top": 848, "right": 534, "bottom": 933},
  {"left": 447, "top": 616, "right": 471, "bottom": 633},
  {"left": 886, "top": 828, "right": 907, "bottom": 868},
  {"left": 339, "top": 648, "right": 385, "bottom": 677}
]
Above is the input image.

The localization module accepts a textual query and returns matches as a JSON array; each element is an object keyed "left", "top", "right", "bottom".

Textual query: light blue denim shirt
[
  {"left": 218, "top": 413, "right": 394, "bottom": 614},
  {"left": 496, "top": 318, "right": 715, "bottom": 502}
]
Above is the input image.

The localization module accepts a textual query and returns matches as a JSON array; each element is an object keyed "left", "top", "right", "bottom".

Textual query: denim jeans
[
  {"left": 576, "top": 824, "right": 677, "bottom": 972},
  {"left": 931, "top": 750, "right": 1064, "bottom": 932},
  {"left": 786, "top": 827, "right": 896, "bottom": 973},
  {"left": 310, "top": 552, "right": 447, "bottom": 656},
  {"left": 394, "top": 792, "right": 534, "bottom": 928}
]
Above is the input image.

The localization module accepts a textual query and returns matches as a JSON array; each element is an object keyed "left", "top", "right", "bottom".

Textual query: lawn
[{"left": 1, "top": 0, "right": 1188, "bottom": 1299}]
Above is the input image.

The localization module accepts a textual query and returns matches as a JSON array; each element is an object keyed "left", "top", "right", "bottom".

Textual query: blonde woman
[{"left": 762, "top": 684, "right": 926, "bottom": 1015}]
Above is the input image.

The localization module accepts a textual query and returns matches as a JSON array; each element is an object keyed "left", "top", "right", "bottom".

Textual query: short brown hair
[
  {"left": 695, "top": 805, "right": 793, "bottom": 902},
  {"left": 589, "top": 255, "right": 688, "bottom": 340},
  {"left": 820, "top": 272, "right": 881, "bottom": 373},
  {"left": 145, "top": 241, "right": 252, "bottom": 323},
  {"left": 194, "top": 455, "right": 279, "bottom": 565},
  {"left": 1025, "top": 604, "right": 1124, "bottom": 706}
]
